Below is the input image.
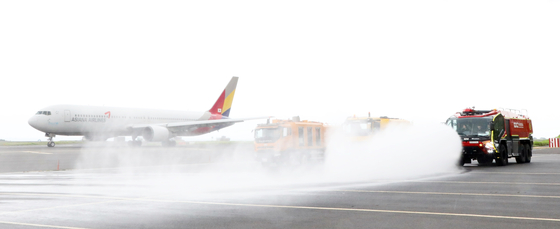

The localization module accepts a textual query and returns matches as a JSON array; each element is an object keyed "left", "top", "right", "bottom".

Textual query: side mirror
[{"left": 490, "top": 121, "right": 495, "bottom": 131}]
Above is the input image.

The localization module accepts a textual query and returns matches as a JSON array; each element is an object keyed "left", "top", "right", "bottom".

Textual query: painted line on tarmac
[
  {"left": 0, "top": 220, "right": 90, "bottom": 229},
  {"left": 0, "top": 151, "right": 52, "bottom": 155},
  {"left": 385, "top": 180, "right": 560, "bottom": 186},
  {"left": 0, "top": 161, "right": 258, "bottom": 174},
  {"left": 21, "top": 151, "right": 52, "bottom": 155},
  {"left": 0, "top": 199, "right": 124, "bottom": 215},
  {"left": 532, "top": 154, "right": 557, "bottom": 157},
  {"left": 3, "top": 193, "right": 560, "bottom": 223},
  {"left": 337, "top": 190, "right": 560, "bottom": 199},
  {"left": 137, "top": 198, "right": 560, "bottom": 222},
  {"left": 42, "top": 161, "right": 257, "bottom": 172},
  {"left": 470, "top": 171, "right": 560, "bottom": 175}
]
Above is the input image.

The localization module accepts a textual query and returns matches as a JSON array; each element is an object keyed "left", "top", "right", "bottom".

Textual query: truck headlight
[{"left": 484, "top": 141, "right": 494, "bottom": 153}]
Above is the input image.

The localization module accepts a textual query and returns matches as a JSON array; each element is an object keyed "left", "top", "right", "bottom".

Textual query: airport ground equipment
[
  {"left": 342, "top": 113, "right": 409, "bottom": 141},
  {"left": 446, "top": 108, "right": 533, "bottom": 166},
  {"left": 254, "top": 117, "right": 327, "bottom": 166}
]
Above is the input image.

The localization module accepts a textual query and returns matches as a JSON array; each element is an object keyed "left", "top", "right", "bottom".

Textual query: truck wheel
[
  {"left": 515, "top": 144, "right": 526, "bottom": 164},
  {"left": 496, "top": 145, "right": 508, "bottom": 166},
  {"left": 525, "top": 143, "right": 532, "bottom": 163},
  {"left": 457, "top": 155, "right": 465, "bottom": 166}
]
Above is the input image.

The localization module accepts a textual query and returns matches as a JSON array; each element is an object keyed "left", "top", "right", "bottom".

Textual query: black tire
[
  {"left": 526, "top": 143, "right": 532, "bottom": 163},
  {"left": 458, "top": 155, "right": 465, "bottom": 166},
  {"left": 496, "top": 144, "right": 508, "bottom": 166},
  {"left": 515, "top": 144, "right": 526, "bottom": 164},
  {"left": 47, "top": 142, "right": 55, "bottom": 147}
]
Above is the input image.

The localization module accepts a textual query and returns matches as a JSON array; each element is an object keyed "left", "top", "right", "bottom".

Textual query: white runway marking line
[
  {"left": 532, "top": 154, "right": 558, "bottom": 157},
  {"left": 471, "top": 171, "right": 560, "bottom": 175},
  {"left": 336, "top": 190, "right": 560, "bottom": 199},
  {"left": 21, "top": 151, "right": 53, "bottom": 155},
  {"left": 3, "top": 193, "right": 560, "bottom": 223},
  {"left": 384, "top": 180, "right": 560, "bottom": 186},
  {"left": 0, "top": 199, "right": 125, "bottom": 215},
  {"left": 138, "top": 198, "right": 560, "bottom": 222},
  {"left": 31, "top": 161, "right": 258, "bottom": 173},
  {"left": 0, "top": 220, "right": 90, "bottom": 229}
]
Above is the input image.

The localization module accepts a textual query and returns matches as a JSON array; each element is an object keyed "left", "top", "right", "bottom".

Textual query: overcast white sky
[{"left": 1, "top": 0, "right": 559, "bottom": 141}]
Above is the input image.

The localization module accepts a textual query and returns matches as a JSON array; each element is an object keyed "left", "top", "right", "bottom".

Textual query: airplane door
[{"left": 64, "top": 110, "right": 71, "bottom": 122}]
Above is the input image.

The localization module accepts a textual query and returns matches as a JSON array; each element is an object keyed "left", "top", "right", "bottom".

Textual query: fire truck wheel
[
  {"left": 515, "top": 144, "right": 527, "bottom": 164},
  {"left": 496, "top": 145, "right": 508, "bottom": 166},
  {"left": 525, "top": 143, "right": 532, "bottom": 163},
  {"left": 457, "top": 156, "right": 465, "bottom": 166}
]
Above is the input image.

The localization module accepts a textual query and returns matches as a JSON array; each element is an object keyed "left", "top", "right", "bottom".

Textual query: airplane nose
[{"left": 28, "top": 116, "right": 38, "bottom": 129}]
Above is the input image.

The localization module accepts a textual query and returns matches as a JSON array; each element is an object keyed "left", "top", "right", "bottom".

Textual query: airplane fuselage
[
  {"left": 27, "top": 77, "right": 265, "bottom": 147},
  {"left": 28, "top": 104, "right": 228, "bottom": 140}
]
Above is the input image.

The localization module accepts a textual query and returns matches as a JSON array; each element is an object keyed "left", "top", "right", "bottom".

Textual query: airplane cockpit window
[{"left": 35, "top": 111, "right": 51, "bottom": 115}]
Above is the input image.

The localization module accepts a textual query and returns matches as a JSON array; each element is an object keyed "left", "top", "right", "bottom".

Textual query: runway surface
[{"left": 1, "top": 144, "right": 560, "bottom": 229}]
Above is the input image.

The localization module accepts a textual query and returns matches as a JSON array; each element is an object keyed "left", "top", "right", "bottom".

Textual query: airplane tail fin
[{"left": 209, "top": 76, "right": 238, "bottom": 117}]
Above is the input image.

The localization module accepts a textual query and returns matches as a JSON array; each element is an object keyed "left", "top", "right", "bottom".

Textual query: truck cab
[
  {"left": 343, "top": 115, "right": 409, "bottom": 141},
  {"left": 254, "top": 117, "right": 326, "bottom": 165}
]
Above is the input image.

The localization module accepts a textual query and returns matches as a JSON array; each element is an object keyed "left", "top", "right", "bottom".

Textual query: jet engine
[{"left": 142, "top": 126, "right": 171, "bottom": 142}]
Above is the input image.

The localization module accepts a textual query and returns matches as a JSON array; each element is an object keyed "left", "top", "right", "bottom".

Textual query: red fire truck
[{"left": 446, "top": 108, "right": 533, "bottom": 166}]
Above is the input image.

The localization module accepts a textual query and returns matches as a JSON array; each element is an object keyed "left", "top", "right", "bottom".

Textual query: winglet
[{"left": 209, "top": 77, "right": 238, "bottom": 117}]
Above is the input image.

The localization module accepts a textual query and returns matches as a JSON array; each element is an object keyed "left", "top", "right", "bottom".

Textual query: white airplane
[{"left": 28, "top": 77, "right": 267, "bottom": 147}]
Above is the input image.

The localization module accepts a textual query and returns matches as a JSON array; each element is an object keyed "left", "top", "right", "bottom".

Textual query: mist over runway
[{"left": 1, "top": 144, "right": 560, "bottom": 229}]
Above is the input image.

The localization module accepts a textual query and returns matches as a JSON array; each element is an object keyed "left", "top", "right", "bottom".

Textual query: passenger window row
[
  {"left": 75, "top": 114, "right": 110, "bottom": 118},
  {"left": 35, "top": 111, "right": 190, "bottom": 121},
  {"left": 73, "top": 114, "right": 191, "bottom": 121}
]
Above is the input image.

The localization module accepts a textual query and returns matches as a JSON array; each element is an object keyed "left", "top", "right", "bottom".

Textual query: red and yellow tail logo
[{"left": 209, "top": 77, "right": 238, "bottom": 117}]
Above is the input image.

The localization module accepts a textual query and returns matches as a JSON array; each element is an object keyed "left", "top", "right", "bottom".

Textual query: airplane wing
[{"left": 128, "top": 116, "right": 272, "bottom": 132}]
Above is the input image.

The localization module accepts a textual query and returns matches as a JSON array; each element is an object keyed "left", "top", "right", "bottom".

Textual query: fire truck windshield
[
  {"left": 254, "top": 127, "right": 281, "bottom": 143},
  {"left": 343, "top": 121, "right": 370, "bottom": 136},
  {"left": 450, "top": 117, "right": 492, "bottom": 137}
]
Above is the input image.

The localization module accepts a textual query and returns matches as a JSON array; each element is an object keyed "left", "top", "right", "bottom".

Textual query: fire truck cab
[
  {"left": 446, "top": 108, "right": 533, "bottom": 166},
  {"left": 343, "top": 114, "right": 409, "bottom": 140},
  {"left": 254, "top": 117, "right": 327, "bottom": 166}
]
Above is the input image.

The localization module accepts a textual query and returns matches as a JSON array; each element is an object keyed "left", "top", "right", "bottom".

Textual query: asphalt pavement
[{"left": 1, "top": 145, "right": 560, "bottom": 229}]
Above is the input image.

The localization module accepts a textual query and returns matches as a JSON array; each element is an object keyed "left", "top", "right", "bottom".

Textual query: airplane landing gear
[
  {"left": 129, "top": 141, "right": 142, "bottom": 147},
  {"left": 129, "top": 135, "right": 142, "bottom": 147},
  {"left": 46, "top": 133, "right": 56, "bottom": 147}
]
